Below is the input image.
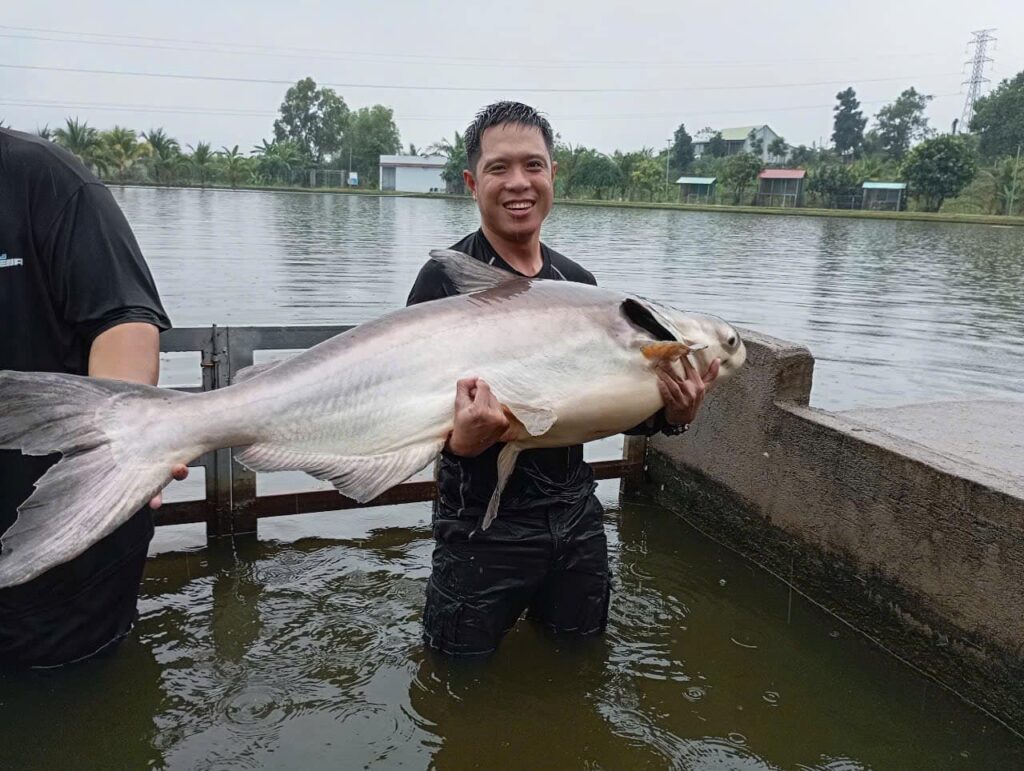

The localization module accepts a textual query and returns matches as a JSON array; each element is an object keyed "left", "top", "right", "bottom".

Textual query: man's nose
[{"left": 504, "top": 165, "right": 530, "bottom": 190}]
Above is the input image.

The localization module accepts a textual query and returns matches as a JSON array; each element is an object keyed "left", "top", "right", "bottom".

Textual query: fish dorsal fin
[
  {"left": 233, "top": 359, "right": 286, "bottom": 384},
  {"left": 429, "top": 249, "right": 525, "bottom": 294},
  {"left": 621, "top": 298, "right": 679, "bottom": 342}
]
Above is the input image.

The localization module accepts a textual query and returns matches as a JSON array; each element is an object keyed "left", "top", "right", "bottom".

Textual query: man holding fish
[{"left": 407, "top": 102, "right": 720, "bottom": 656}]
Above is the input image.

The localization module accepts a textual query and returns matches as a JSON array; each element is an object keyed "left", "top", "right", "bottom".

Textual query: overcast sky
[{"left": 2, "top": 0, "right": 1021, "bottom": 155}]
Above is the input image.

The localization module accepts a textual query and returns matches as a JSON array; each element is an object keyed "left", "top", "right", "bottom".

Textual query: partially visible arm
[
  {"left": 88, "top": 322, "right": 188, "bottom": 506},
  {"left": 88, "top": 322, "right": 161, "bottom": 384}
]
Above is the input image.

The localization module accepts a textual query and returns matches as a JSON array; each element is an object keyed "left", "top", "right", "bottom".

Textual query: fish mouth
[{"left": 502, "top": 199, "right": 536, "bottom": 216}]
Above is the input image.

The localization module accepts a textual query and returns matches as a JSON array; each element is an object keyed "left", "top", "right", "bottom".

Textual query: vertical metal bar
[
  {"left": 620, "top": 434, "right": 648, "bottom": 500},
  {"left": 199, "top": 325, "right": 220, "bottom": 538},
  {"left": 226, "top": 327, "right": 258, "bottom": 536},
  {"left": 209, "top": 324, "right": 235, "bottom": 540}
]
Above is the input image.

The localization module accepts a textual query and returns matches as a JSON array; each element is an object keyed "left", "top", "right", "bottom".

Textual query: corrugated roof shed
[
  {"left": 862, "top": 181, "right": 907, "bottom": 190},
  {"left": 759, "top": 169, "right": 806, "bottom": 180},
  {"left": 675, "top": 176, "right": 717, "bottom": 184},
  {"left": 379, "top": 154, "right": 446, "bottom": 168}
]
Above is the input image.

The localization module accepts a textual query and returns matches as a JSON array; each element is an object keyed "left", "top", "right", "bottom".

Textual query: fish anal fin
[
  {"left": 481, "top": 443, "right": 522, "bottom": 530},
  {"left": 236, "top": 441, "right": 444, "bottom": 503}
]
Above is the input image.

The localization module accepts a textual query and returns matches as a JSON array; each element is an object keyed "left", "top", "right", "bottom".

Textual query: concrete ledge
[{"left": 645, "top": 329, "right": 1024, "bottom": 730}]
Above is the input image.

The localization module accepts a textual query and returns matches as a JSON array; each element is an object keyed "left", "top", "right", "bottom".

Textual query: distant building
[
  {"left": 378, "top": 155, "right": 446, "bottom": 193},
  {"left": 862, "top": 181, "right": 907, "bottom": 211},
  {"left": 756, "top": 169, "right": 806, "bottom": 207},
  {"left": 693, "top": 125, "right": 785, "bottom": 163},
  {"left": 676, "top": 176, "right": 717, "bottom": 203}
]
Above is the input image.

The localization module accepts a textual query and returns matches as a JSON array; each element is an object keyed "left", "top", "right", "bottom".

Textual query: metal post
[
  {"left": 620, "top": 435, "right": 648, "bottom": 500},
  {"left": 209, "top": 325, "right": 235, "bottom": 539},
  {"left": 225, "top": 328, "right": 258, "bottom": 536}
]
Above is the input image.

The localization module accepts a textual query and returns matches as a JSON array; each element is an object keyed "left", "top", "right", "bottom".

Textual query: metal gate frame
[{"left": 156, "top": 326, "right": 648, "bottom": 540}]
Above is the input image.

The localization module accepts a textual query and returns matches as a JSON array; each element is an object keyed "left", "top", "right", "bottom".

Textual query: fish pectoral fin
[
  {"left": 428, "top": 249, "right": 525, "bottom": 293},
  {"left": 641, "top": 341, "right": 699, "bottom": 362},
  {"left": 501, "top": 402, "right": 557, "bottom": 437},
  {"left": 235, "top": 440, "right": 444, "bottom": 503},
  {"left": 481, "top": 443, "right": 521, "bottom": 530}
]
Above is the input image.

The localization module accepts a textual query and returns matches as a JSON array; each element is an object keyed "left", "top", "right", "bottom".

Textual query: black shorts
[
  {"left": 0, "top": 506, "right": 154, "bottom": 669},
  {"left": 423, "top": 493, "right": 611, "bottom": 657}
]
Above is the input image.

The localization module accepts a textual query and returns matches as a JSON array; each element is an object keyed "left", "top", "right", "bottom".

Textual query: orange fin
[{"left": 641, "top": 342, "right": 691, "bottom": 361}]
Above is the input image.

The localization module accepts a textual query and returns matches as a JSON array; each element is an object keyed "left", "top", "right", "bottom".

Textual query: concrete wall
[{"left": 644, "top": 329, "right": 1024, "bottom": 729}]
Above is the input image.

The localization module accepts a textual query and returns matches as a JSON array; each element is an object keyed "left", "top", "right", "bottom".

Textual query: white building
[
  {"left": 692, "top": 125, "right": 786, "bottom": 163},
  {"left": 378, "top": 155, "right": 447, "bottom": 193}
]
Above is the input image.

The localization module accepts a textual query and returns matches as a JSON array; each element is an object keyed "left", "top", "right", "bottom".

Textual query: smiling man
[{"left": 407, "top": 101, "right": 719, "bottom": 657}]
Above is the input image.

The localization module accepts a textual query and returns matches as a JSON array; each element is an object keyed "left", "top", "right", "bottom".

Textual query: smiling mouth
[{"left": 503, "top": 201, "right": 535, "bottom": 212}]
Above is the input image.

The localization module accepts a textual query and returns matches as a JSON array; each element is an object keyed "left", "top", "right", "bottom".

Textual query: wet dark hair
[{"left": 464, "top": 101, "right": 555, "bottom": 172}]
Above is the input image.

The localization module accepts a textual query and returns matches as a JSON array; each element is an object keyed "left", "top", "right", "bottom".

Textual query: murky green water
[
  {"left": 2, "top": 489, "right": 1021, "bottom": 769},
  {"left": 2, "top": 189, "right": 1022, "bottom": 768}
]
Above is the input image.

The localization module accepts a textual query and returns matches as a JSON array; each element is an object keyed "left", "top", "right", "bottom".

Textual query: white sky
[{"left": 2, "top": 0, "right": 1021, "bottom": 155}]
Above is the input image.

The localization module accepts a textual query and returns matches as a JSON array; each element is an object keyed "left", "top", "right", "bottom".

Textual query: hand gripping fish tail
[{"left": 0, "top": 371, "right": 192, "bottom": 588}]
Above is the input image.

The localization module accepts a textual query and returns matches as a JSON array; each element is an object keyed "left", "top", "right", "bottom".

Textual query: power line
[
  {"left": 0, "top": 23, "right": 954, "bottom": 70},
  {"left": 0, "top": 93, "right": 962, "bottom": 123},
  {"left": 961, "top": 29, "right": 996, "bottom": 127},
  {"left": 0, "top": 62, "right": 962, "bottom": 95}
]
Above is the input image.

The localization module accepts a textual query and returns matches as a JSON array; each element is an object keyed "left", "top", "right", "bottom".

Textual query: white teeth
[{"left": 505, "top": 202, "right": 532, "bottom": 210}]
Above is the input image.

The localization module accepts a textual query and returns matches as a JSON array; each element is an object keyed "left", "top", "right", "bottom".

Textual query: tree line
[{"left": 18, "top": 71, "right": 1024, "bottom": 215}]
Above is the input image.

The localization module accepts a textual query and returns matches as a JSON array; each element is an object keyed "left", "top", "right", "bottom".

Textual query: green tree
[
  {"left": 705, "top": 131, "right": 727, "bottom": 158},
  {"left": 976, "top": 156, "right": 1024, "bottom": 215},
  {"left": 575, "top": 151, "right": 621, "bottom": 199},
  {"left": 808, "top": 163, "right": 859, "bottom": 208},
  {"left": 768, "top": 136, "right": 788, "bottom": 162},
  {"left": 747, "top": 129, "right": 764, "bottom": 159},
  {"left": 218, "top": 145, "right": 250, "bottom": 188},
  {"left": 429, "top": 131, "right": 468, "bottom": 194},
  {"left": 900, "top": 134, "right": 977, "bottom": 212},
  {"left": 671, "top": 124, "right": 694, "bottom": 174},
  {"left": 832, "top": 87, "right": 867, "bottom": 158},
  {"left": 97, "top": 126, "right": 150, "bottom": 181},
  {"left": 188, "top": 142, "right": 216, "bottom": 186},
  {"left": 53, "top": 117, "right": 101, "bottom": 167},
  {"left": 36, "top": 125, "right": 52, "bottom": 141},
  {"left": 630, "top": 156, "right": 663, "bottom": 200},
  {"left": 875, "top": 87, "right": 933, "bottom": 161},
  {"left": 143, "top": 128, "right": 182, "bottom": 184},
  {"left": 273, "top": 77, "right": 349, "bottom": 165},
  {"left": 850, "top": 155, "right": 896, "bottom": 184},
  {"left": 720, "top": 152, "right": 763, "bottom": 204},
  {"left": 969, "top": 71, "right": 1024, "bottom": 159},
  {"left": 251, "top": 138, "right": 304, "bottom": 184},
  {"left": 345, "top": 105, "right": 401, "bottom": 187}
]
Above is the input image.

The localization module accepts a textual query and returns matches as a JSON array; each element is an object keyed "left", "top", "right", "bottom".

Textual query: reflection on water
[
  {"left": 118, "top": 187, "right": 1024, "bottom": 410},
  {"left": 2, "top": 490, "right": 1019, "bottom": 769}
]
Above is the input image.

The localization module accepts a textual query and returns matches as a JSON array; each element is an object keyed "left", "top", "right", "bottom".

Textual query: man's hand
[
  {"left": 655, "top": 356, "right": 720, "bottom": 427},
  {"left": 446, "top": 378, "right": 517, "bottom": 457},
  {"left": 149, "top": 464, "right": 190, "bottom": 509}
]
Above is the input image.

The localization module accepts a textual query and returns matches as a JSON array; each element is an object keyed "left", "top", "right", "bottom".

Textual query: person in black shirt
[
  {"left": 0, "top": 127, "right": 187, "bottom": 668},
  {"left": 407, "top": 102, "right": 720, "bottom": 656}
]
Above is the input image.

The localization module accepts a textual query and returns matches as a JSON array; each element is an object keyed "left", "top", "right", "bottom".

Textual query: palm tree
[
  {"left": 251, "top": 139, "right": 303, "bottom": 184},
  {"left": 36, "top": 125, "right": 53, "bottom": 142},
  {"left": 53, "top": 117, "right": 101, "bottom": 167},
  {"left": 143, "top": 128, "right": 182, "bottom": 185},
  {"left": 218, "top": 145, "right": 250, "bottom": 188},
  {"left": 97, "top": 126, "right": 150, "bottom": 181},
  {"left": 188, "top": 142, "right": 215, "bottom": 186},
  {"left": 428, "top": 131, "right": 467, "bottom": 194}
]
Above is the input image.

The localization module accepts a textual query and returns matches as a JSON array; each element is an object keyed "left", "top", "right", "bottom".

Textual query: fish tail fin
[{"left": 0, "top": 370, "right": 191, "bottom": 588}]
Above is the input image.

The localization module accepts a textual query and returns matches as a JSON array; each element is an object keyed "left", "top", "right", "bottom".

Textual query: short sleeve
[{"left": 43, "top": 183, "right": 170, "bottom": 344}]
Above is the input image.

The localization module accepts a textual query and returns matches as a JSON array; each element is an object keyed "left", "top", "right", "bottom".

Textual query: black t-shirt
[
  {"left": 0, "top": 128, "right": 170, "bottom": 537},
  {"left": 407, "top": 229, "right": 663, "bottom": 517}
]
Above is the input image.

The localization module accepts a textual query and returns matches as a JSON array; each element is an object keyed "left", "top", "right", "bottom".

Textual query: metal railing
[{"left": 156, "top": 325, "right": 648, "bottom": 540}]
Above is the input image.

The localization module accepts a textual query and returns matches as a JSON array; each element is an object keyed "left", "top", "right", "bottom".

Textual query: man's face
[{"left": 464, "top": 123, "right": 557, "bottom": 244}]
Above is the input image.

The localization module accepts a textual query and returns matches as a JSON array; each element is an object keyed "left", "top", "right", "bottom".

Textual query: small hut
[
  {"left": 676, "top": 176, "right": 717, "bottom": 204},
  {"left": 756, "top": 169, "right": 806, "bottom": 207},
  {"left": 862, "top": 181, "right": 907, "bottom": 211}
]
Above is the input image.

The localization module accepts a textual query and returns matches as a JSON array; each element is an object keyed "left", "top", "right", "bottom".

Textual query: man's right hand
[{"left": 446, "top": 378, "right": 516, "bottom": 457}]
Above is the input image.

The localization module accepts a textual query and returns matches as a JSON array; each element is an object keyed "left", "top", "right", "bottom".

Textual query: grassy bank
[{"left": 107, "top": 181, "right": 1024, "bottom": 227}]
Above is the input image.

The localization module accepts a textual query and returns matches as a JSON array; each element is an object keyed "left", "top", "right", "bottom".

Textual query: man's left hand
[{"left": 656, "top": 356, "right": 720, "bottom": 427}]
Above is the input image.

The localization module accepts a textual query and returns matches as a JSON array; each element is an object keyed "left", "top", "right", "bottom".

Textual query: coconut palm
[
  {"left": 218, "top": 145, "right": 250, "bottom": 188},
  {"left": 97, "top": 126, "right": 150, "bottom": 181},
  {"left": 53, "top": 117, "right": 101, "bottom": 167},
  {"left": 427, "top": 131, "right": 467, "bottom": 194},
  {"left": 188, "top": 142, "right": 215, "bottom": 186},
  {"left": 143, "top": 128, "right": 182, "bottom": 184},
  {"left": 36, "top": 125, "right": 53, "bottom": 142},
  {"left": 251, "top": 139, "right": 303, "bottom": 184}
]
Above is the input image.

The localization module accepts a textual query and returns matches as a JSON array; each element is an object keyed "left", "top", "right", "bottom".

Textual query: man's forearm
[{"left": 88, "top": 322, "right": 161, "bottom": 385}]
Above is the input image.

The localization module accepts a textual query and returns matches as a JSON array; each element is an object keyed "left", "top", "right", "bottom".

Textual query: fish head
[{"left": 638, "top": 300, "right": 746, "bottom": 382}]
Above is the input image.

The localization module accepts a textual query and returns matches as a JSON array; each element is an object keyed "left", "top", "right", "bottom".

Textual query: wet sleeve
[{"left": 44, "top": 183, "right": 170, "bottom": 345}]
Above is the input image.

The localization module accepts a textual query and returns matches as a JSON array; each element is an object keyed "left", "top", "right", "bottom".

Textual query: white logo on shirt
[{"left": 0, "top": 253, "right": 24, "bottom": 269}]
